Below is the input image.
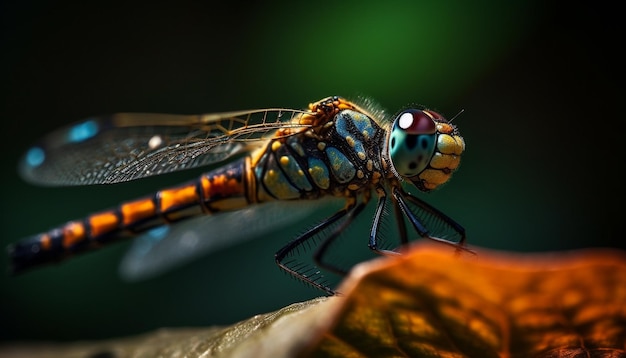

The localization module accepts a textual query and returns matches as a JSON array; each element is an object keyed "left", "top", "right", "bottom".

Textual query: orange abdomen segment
[{"left": 9, "top": 158, "right": 253, "bottom": 274}]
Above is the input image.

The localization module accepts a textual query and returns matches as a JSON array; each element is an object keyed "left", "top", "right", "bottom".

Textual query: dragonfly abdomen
[{"left": 9, "top": 159, "right": 252, "bottom": 274}]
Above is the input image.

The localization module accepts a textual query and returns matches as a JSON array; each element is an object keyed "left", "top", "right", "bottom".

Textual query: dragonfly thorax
[
  {"left": 253, "top": 108, "right": 388, "bottom": 201},
  {"left": 387, "top": 108, "right": 465, "bottom": 192}
]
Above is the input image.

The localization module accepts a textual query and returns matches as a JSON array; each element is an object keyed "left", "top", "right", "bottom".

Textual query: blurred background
[{"left": 1, "top": 0, "right": 623, "bottom": 342}]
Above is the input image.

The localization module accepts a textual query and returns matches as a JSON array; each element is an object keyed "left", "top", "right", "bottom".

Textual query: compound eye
[
  {"left": 396, "top": 109, "right": 436, "bottom": 135},
  {"left": 388, "top": 109, "right": 437, "bottom": 178}
]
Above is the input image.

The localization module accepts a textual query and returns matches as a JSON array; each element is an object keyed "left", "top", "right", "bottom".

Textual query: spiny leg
[
  {"left": 275, "top": 197, "right": 357, "bottom": 295},
  {"left": 393, "top": 191, "right": 409, "bottom": 245},
  {"left": 392, "top": 186, "right": 473, "bottom": 254},
  {"left": 312, "top": 198, "right": 368, "bottom": 277},
  {"left": 368, "top": 185, "right": 405, "bottom": 256}
]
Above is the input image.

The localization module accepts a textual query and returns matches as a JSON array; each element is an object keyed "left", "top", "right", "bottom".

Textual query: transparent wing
[
  {"left": 119, "top": 198, "right": 343, "bottom": 281},
  {"left": 19, "top": 109, "right": 312, "bottom": 186}
]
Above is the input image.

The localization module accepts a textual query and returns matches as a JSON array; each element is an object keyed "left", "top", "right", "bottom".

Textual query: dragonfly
[{"left": 8, "top": 96, "right": 467, "bottom": 295}]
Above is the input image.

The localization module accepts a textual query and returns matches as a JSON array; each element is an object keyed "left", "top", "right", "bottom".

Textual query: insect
[{"left": 8, "top": 96, "right": 467, "bottom": 295}]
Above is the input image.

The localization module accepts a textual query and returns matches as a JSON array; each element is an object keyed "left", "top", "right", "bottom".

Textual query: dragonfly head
[{"left": 387, "top": 108, "right": 465, "bottom": 192}]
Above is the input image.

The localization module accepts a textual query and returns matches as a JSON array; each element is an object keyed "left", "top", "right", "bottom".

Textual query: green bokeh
[{"left": 1, "top": 0, "right": 623, "bottom": 343}]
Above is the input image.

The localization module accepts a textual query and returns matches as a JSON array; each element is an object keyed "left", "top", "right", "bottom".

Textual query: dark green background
[{"left": 1, "top": 1, "right": 623, "bottom": 342}]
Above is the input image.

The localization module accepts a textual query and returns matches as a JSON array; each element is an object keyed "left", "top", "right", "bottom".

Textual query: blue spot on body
[
  {"left": 326, "top": 146, "right": 356, "bottom": 183},
  {"left": 335, "top": 112, "right": 351, "bottom": 138},
  {"left": 307, "top": 157, "right": 330, "bottom": 189},
  {"left": 131, "top": 226, "right": 170, "bottom": 257},
  {"left": 264, "top": 166, "right": 301, "bottom": 199},
  {"left": 279, "top": 154, "right": 313, "bottom": 191},
  {"left": 25, "top": 147, "right": 45, "bottom": 167},
  {"left": 68, "top": 120, "right": 99, "bottom": 143},
  {"left": 148, "top": 225, "right": 170, "bottom": 240},
  {"left": 336, "top": 110, "right": 375, "bottom": 139},
  {"left": 351, "top": 112, "right": 375, "bottom": 138},
  {"left": 352, "top": 139, "right": 366, "bottom": 158}
]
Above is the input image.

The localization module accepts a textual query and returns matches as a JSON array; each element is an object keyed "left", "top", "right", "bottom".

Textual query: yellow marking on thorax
[
  {"left": 263, "top": 169, "right": 298, "bottom": 198},
  {"left": 308, "top": 167, "right": 330, "bottom": 189},
  {"left": 249, "top": 146, "right": 267, "bottom": 168}
]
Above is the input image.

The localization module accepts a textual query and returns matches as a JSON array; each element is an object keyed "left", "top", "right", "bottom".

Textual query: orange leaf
[
  {"left": 2, "top": 243, "right": 624, "bottom": 358},
  {"left": 303, "top": 242, "right": 626, "bottom": 357}
]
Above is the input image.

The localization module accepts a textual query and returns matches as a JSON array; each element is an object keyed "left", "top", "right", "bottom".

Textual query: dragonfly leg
[
  {"left": 393, "top": 191, "right": 409, "bottom": 245},
  {"left": 275, "top": 196, "right": 361, "bottom": 295},
  {"left": 392, "top": 187, "right": 473, "bottom": 255},
  {"left": 312, "top": 200, "right": 368, "bottom": 276},
  {"left": 366, "top": 186, "right": 404, "bottom": 257}
]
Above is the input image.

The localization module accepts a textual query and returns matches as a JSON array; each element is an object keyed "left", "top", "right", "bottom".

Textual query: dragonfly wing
[
  {"left": 20, "top": 109, "right": 312, "bottom": 186},
  {"left": 119, "top": 197, "right": 343, "bottom": 281}
]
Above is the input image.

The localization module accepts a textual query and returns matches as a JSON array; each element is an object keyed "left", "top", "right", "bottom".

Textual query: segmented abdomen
[{"left": 9, "top": 159, "right": 252, "bottom": 274}]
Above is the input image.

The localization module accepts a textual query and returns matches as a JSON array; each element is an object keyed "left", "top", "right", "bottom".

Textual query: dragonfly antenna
[{"left": 448, "top": 109, "right": 465, "bottom": 123}]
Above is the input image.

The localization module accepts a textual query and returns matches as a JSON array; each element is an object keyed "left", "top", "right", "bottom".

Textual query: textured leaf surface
[
  {"left": 2, "top": 243, "right": 625, "bottom": 358},
  {"left": 305, "top": 243, "right": 626, "bottom": 357}
]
